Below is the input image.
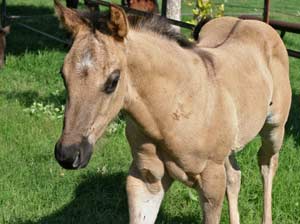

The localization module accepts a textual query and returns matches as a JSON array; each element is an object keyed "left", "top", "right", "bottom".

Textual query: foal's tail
[{"left": 193, "top": 16, "right": 212, "bottom": 41}]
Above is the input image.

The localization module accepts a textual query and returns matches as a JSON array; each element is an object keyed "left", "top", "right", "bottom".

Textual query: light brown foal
[{"left": 53, "top": 1, "right": 291, "bottom": 223}]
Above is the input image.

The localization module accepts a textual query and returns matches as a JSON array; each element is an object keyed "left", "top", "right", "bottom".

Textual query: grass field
[{"left": 0, "top": 0, "right": 299, "bottom": 223}]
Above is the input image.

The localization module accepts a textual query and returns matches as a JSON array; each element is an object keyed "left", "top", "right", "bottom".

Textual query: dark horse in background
[
  {"left": 66, "top": 0, "right": 80, "bottom": 8},
  {"left": 66, "top": 0, "right": 158, "bottom": 13}
]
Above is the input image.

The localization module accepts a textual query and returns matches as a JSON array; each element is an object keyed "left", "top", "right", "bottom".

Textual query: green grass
[{"left": 0, "top": 0, "right": 299, "bottom": 223}]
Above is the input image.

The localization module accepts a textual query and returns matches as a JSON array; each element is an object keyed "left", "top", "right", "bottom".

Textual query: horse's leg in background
[
  {"left": 66, "top": 0, "right": 78, "bottom": 9},
  {"left": 127, "top": 164, "right": 173, "bottom": 224},
  {"left": 225, "top": 154, "right": 241, "bottom": 224},
  {"left": 0, "top": 26, "right": 10, "bottom": 68},
  {"left": 197, "top": 160, "right": 226, "bottom": 224},
  {"left": 83, "top": 0, "right": 99, "bottom": 12}
]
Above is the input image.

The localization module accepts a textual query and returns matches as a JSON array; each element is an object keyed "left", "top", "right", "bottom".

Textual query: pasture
[{"left": 0, "top": 0, "right": 299, "bottom": 223}]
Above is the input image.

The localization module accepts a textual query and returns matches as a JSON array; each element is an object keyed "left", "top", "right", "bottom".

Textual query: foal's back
[{"left": 196, "top": 17, "right": 290, "bottom": 149}]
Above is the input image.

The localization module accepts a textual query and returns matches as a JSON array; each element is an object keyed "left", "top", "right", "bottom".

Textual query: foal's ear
[
  {"left": 54, "top": 0, "right": 89, "bottom": 35},
  {"left": 108, "top": 4, "right": 128, "bottom": 40}
]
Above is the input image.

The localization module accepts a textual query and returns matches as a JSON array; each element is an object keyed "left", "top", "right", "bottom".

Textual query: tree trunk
[{"left": 166, "top": 0, "right": 181, "bottom": 32}]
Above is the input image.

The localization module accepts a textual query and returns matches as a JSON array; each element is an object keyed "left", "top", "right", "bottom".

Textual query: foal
[{"left": 54, "top": 1, "right": 291, "bottom": 223}]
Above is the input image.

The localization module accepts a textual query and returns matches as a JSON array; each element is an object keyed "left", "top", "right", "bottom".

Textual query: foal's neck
[
  {"left": 125, "top": 30, "right": 208, "bottom": 91},
  {"left": 123, "top": 30, "right": 209, "bottom": 139}
]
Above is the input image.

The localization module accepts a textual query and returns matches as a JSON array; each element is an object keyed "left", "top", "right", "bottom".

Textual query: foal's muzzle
[{"left": 54, "top": 138, "right": 93, "bottom": 169}]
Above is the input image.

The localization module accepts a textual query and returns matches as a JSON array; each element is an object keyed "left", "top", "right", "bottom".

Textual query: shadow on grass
[
  {"left": 286, "top": 93, "right": 300, "bottom": 145},
  {"left": 0, "top": 89, "right": 66, "bottom": 108},
  {"left": 19, "top": 172, "right": 129, "bottom": 224},
  {"left": 157, "top": 213, "right": 200, "bottom": 224},
  {"left": 5, "top": 5, "right": 68, "bottom": 55},
  {"left": 18, "top": 172, "right": 198, "bottom": 224}
]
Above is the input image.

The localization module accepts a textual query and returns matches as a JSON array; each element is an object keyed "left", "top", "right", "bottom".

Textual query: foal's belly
[
  {"left": 158, "top": 94, "right": 238, "bottom": 178},
  {"left": 159, "top": 78, "right": 271, "bottom": 180}
]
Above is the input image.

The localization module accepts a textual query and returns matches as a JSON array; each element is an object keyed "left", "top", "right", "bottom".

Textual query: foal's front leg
[
  {"left": 127, "top": 163, "right": 173, "bottom": 224},
  {"left": 197, "top": 160, "right": 226, "bottom": 224}
]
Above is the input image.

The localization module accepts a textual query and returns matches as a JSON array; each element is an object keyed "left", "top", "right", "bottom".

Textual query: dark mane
[
  {"left": 128, "top": 14, "right": 196, "bottom": 48},
  {"left": 79, "top": 10, "right": 195, "bottom": 48}
]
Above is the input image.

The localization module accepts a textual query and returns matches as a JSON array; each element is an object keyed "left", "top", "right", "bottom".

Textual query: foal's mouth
[{"left": 54, "top": 138, "right": 93, "bottom": 170}]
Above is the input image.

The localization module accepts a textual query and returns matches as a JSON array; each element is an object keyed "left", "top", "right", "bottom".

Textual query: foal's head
[
  {"left": 0, "top": 26, "right": 10, "bottom": 68},
  {"left": 54, "top": 0, "right": 129, "bottom": 169}
]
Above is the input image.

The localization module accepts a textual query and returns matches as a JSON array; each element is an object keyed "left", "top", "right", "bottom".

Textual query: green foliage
[
  {"left": 23, "top": 90, "right": 65, "bottom": 120},
  {"left": 186, "top": 0, "right": 225, "bottom": 25},
  {"left": 24, "top": 101, "right": 65, "bottom": 120},
  {"left": 106, "top": 117, "right": 126, "bottom": 135}
]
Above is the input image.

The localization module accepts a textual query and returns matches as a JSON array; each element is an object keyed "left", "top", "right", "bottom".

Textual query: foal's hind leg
[
  {"left": 257, "top": 46, "right": 291, "bottom": 223},
  {"left": 225, "top": 154, "right": 241, "bottom": 224},
  {"left": 258, "top": 121, "right": 285, "bottom": 224}
]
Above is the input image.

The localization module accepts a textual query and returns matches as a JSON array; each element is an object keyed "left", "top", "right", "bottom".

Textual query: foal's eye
[{"left": 103, "top": 70, "right": 120, "bottom": 94}]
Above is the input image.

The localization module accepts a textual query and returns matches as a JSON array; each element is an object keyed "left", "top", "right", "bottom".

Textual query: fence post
[
  {"left": 263, "top": 0, "right": 270, "bottom": 24},
  {"left": 165, "top": 0, "right": 181, "bottom": 32}
]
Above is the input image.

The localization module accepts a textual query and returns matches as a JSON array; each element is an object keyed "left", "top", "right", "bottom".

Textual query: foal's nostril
[
  {"left": 72, "top": 151, "right": 81, "bottom": 168},
  {"left": 54, "top": 138, "right": 93, "bottom": 170},
  {"left": 54, "top": 141, "right": 80, "bottom": 169}
]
